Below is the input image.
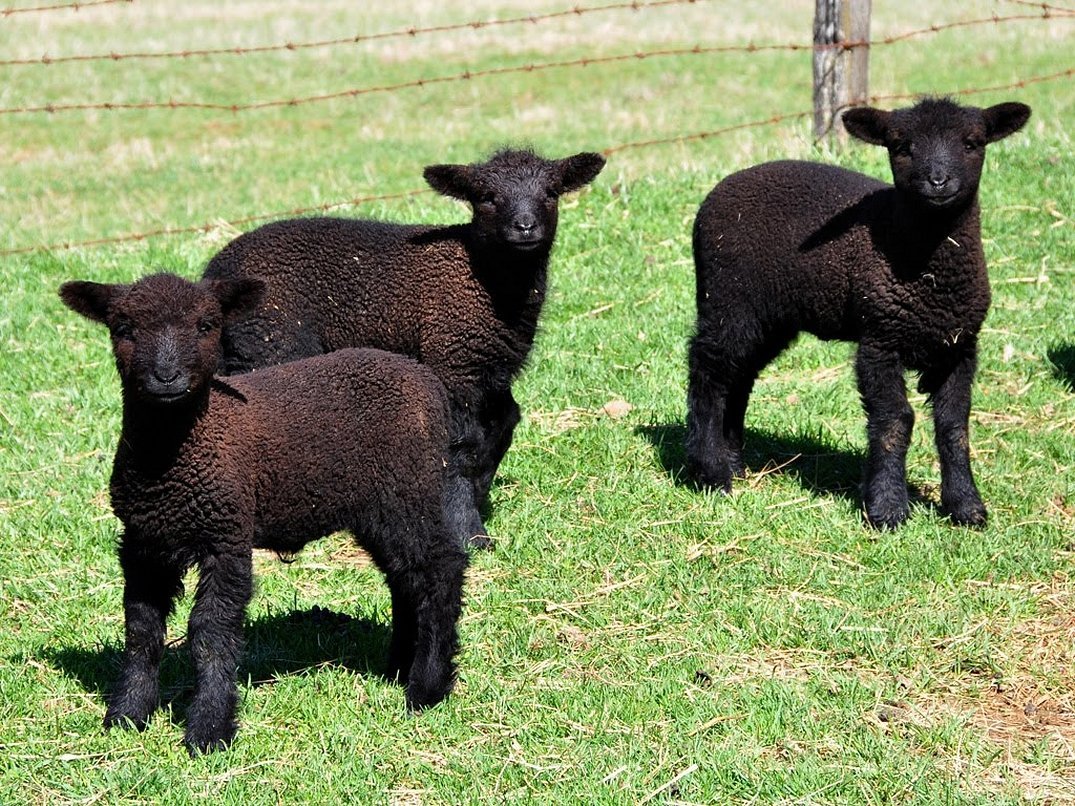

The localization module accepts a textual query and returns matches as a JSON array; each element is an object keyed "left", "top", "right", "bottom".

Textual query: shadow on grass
[
  {"left": 1047, "top": 343, "right": 1075, "bottom": 391},
  {"left": 637, "top": 421, "right": 864, "bottom": 501},
  {"left": 38, "top": 606, "right": 392, "bottom": 724},
  {"left": 638, "top": 421, "right": 945, "bottom": 517}
]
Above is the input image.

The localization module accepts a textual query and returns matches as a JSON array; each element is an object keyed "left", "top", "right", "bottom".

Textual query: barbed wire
[
  {"left": 607, "top": 67, "right": 1072, "bottom": 154},
  {"left": 3, "top": 5, "right": 1069, "bottom": 69},
  {"left": 1001, "top": 0, "right": 1075, "bottom": 14},
  {"left": 0, "top": 189, "right": 430, "bottom": 256},
  {"left": 602, "top": 111, "right": 811, "bottom": 156},
  {"left": 0, "top": 45, "right": 783, "bottom": 115},
  {"left": 1, "top": 0, "right": 130, "bottom": 16},
  {"left": 868, "top": 66, "right": 1074, "bottom": 103},
  {"left": 3, "top": 11, "right": 1071, "bottom": 116},
  {"left": 0, "top": 0, "right": 702, "bottom": 66},
  {"left": 864, "top": 9, "right": 1075, "bottom": 49},
  {"left": 4, "top": 68, "right": 1068, "bottom": 258}
]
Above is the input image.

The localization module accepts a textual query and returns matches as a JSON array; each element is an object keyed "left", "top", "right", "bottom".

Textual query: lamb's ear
[
  {"left": 211, "top": 278, "right": 266, "bottom": 324},
  {"left": 58, "top": 281, "right": 120, "bottom": 324},
  {"left": 983, "top": 102, "right": 1031, "bottom": 143},
  {"left": 558, "top": 152, "right": 606, "bottom": 194},
  {"left": 842, "top": 106, "right": 891, "bottom": 146},
  {"left": 423, "top": 164, "right": 473, "bottom": 201}
]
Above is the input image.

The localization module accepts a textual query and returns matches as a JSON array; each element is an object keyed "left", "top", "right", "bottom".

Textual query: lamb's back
[
  {"left": 117, "top": 348, "right": 449, "bottom": 555},
  {"left": 210, "top": 217, "right": 473, "bottom": 339},
  {"left": 207, "top": 217, "right": 509, "bottom": 391},
  {"left": 694, "top": 160, "right": 890, "bottom": 339}
]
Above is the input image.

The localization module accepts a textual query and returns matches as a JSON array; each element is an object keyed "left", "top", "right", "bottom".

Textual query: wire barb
[{"left": 1, "top": 0, "right": 130, "bottom": 16}]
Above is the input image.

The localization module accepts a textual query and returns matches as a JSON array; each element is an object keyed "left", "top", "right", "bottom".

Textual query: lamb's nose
[
  {"left": 928, "top": 172, "right": 950, "bottom": 189},
  {"left": 153, "top": 367, "right": 180, "bottom": 384},
  {"left": 514, "top": 214, "right": 537, "bottom": 233}
]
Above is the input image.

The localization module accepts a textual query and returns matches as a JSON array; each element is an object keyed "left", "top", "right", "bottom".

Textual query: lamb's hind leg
[
  {"left": 105, "top": 537, "right": 184, "bottom": 731},
  {"left": 686, "top": 331, "right": 748, "bottom": 492},
  {"left": 398, "top": 541, "right": 468, "bottom": 711},
  {"left": 856, "top": 343, "right": 915, "bottom": 529}
]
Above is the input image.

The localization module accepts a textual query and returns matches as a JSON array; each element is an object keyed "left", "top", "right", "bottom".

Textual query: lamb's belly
[{"left": 252, "top": 515, "right": 339, "bottom": 554}]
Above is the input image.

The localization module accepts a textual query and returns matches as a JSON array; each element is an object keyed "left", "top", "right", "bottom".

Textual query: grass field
[{"left": 1, "top": 1, "right": 1073, "bottom": 802}]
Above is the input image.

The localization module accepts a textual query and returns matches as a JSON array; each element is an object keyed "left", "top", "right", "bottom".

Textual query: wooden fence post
[{"left": 813, "top": 0, "right": 872, "bottom": 141}]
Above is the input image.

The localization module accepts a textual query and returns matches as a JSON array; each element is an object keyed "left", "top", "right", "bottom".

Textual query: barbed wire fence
[
  {"left": 2, "top": 0, "right": 1071, "bottom": 256},
  {"left": 3, "top": 0, "right": 1070, "bottom": 70}
]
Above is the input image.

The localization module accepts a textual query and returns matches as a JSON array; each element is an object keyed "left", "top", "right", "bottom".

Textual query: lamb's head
[
  {"left": 59, "top": 273, "right": 264, "bottom": 406},
  {"left": 424, "top": 148, "right": 605, "bottom": 253},
  {"left": 843, "top": 97, "right": 1031, "bottom": 211}
]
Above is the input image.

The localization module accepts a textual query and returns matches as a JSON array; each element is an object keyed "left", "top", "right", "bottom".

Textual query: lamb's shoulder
[{"left": 379, "top": 236, "right": 537, "bottom": 392}]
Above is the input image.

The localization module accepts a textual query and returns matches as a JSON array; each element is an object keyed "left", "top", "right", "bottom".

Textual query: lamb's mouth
[
  {"left": 510, "top": 239, "right": 544, "bottom": 251},
  {"left": 922, "top": 192, "right": 961, "bottom": 208},
  {"left": 144, "top": 387, "right": 192, "bottom": 404}
]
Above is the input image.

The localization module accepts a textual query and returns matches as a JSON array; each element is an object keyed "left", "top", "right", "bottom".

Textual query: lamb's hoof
[
  {"left": 104, "top": 689, "right": 157, "bottom": 732},
  {"left": 864, "top": 501, "right": 909, "bottom": 531},
  {"left": 947, "top": 501, "right": 987, "bottom": 528},
  {"left": 685, "top": 461, "right": 733, "bottom": 494},
  {"left": 184, "top": 724, "right": 236, "bottom": 756},
  {"left": 405, "top": 677, "right": 453, "bottom": 712},
  {"left": 465, "top": 533, "right": 493, "bottom": 551},
  {"left": 103, "top": 709, "right": 151, "bottom": 732}
]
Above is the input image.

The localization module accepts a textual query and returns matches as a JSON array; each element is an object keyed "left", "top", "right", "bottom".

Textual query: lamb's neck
[
  {"left": 888, "top": 194, "right": 983, "bottom": 280},
  {"left": 473, "top": 243, "right": 550, "bottom": 328},
  {"left": 118, "top": 392, "right": 206, "bottom": 475}
]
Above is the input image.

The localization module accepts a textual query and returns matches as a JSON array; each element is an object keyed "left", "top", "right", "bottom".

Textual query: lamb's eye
[
  {"left": 963, "top": 139, "right": 978, "bottom": 152},
  {"left": 197, "top": 319, "right": 215, "bottom": 335},
  {"left": 479, "top": 193, "right": 496, "bottom": 206},
  {"left": 113, "top": 321, "right": 133, "bottom": 340},
  {"left": 893, "top": 141, "right": 912, "bottom": 157}
]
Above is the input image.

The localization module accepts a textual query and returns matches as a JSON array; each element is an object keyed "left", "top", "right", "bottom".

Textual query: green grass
[{"left": 1, "top": 1, "right": 1073, "bottom": 802}]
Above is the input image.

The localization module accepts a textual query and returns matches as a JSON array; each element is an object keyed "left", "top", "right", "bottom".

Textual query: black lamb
[
  {"left": 59, "top": 272, "right": 470, "bottom": 754},
  {"left": 686, "top": 97, "right": 1031, "bottom": 528},
  {"left": 202, "top": 147, "right": 606, "bottom": 548}
]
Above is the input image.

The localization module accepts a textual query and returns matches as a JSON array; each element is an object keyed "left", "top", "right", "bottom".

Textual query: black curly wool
[
  {"left": 686, "top": 98, "right": 1031, "bottom": 529},
  {"left": 59, "top": 272, "right": 469, "bottom": 755},
  {"left": 202, "top": 148, "right": 606, "bottom": 548}
]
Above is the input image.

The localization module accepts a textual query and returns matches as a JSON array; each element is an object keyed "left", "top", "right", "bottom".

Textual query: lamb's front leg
[
  {"left": 184, "top": 549, "right": 253, "bottom": 754},
  {"left": 856, "top": 343, "right": 915, "bottom": 529},
  {"left": 105, "top": 537, "right": 184, "bottom": 731},
  {"left": 472, "top": 387, "right": 521, "bottom": 511},
  {"left": 924, "top": 351, "right": 987, "bottom": 527},
  {"left": 446, "top": 403, "right": 493, "bottom": 550}
]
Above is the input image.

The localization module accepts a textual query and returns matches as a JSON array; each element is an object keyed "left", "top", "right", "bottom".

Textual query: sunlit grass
[{"left": 1, "top": 1, "right": 1073, "bottom": 803}]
